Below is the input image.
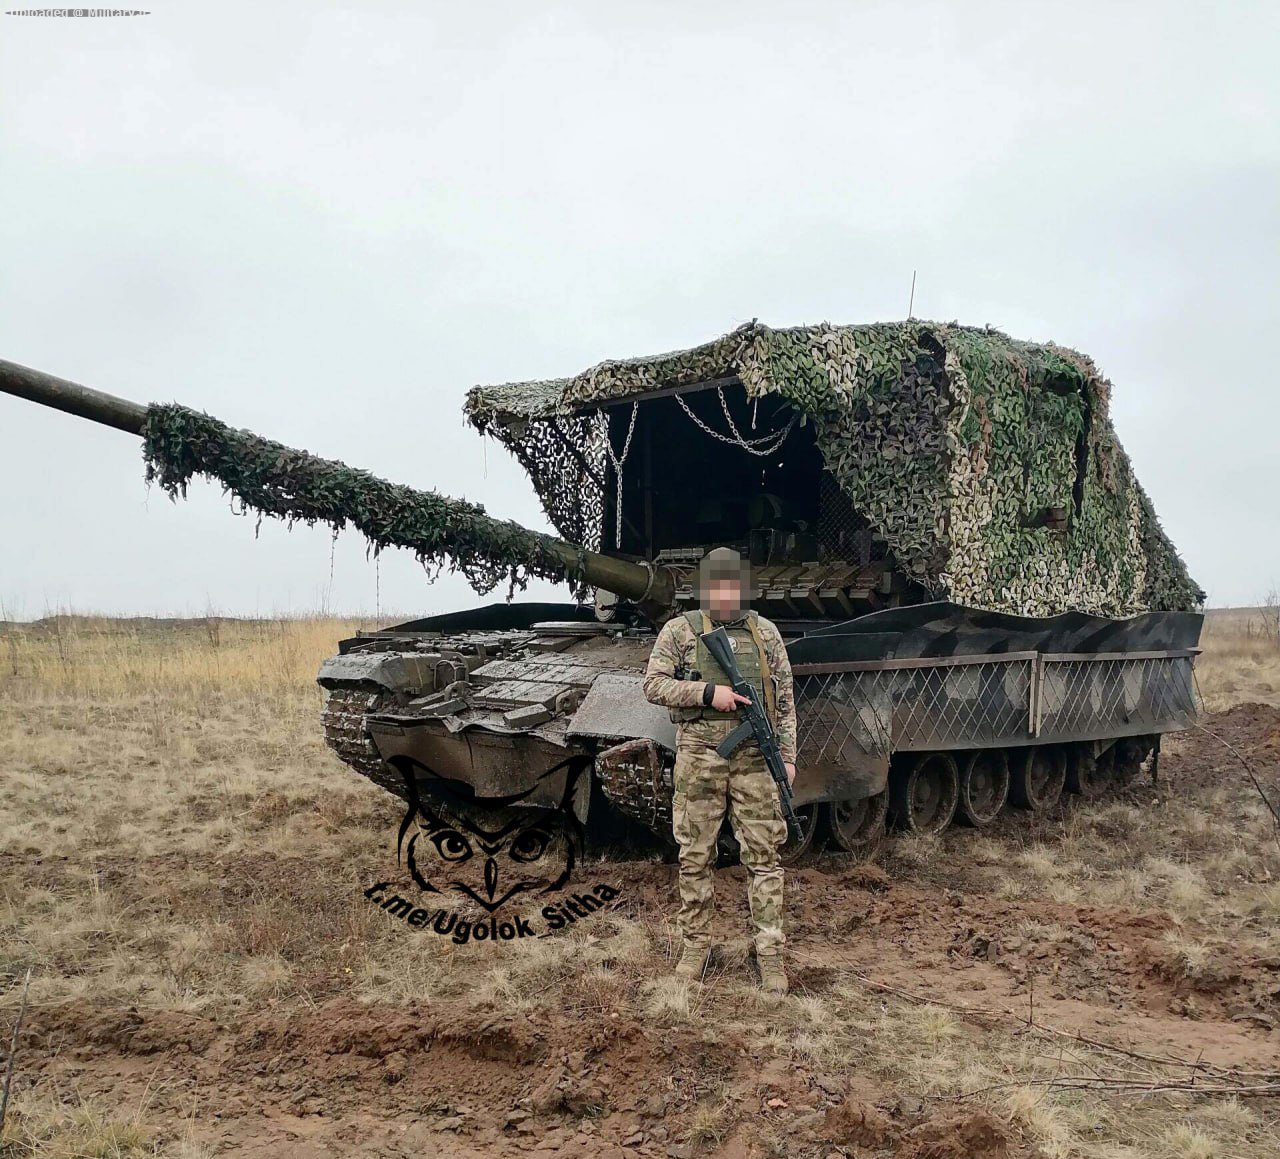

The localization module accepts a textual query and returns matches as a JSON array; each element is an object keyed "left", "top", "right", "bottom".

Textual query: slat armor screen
[{"left": 793, "top": 650, "right": 1196, "bottom": 760}]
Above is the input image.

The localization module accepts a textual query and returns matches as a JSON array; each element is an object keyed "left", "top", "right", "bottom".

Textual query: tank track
[
  {"left": 322, "top": 676, "right": 674, "bottom": 833},
  {"left": 321, "top": 685, "right": 406, "bottom": 799},
  {"left": 593, "top": 744, "right": 674, "bottom": 832},
  {"left": 324, "top": 678, "right": 680, "bottom": 844},
  {"left": 323, "top": 684, "right": 524, "bottom": 846},
  {"left": 881, "top": 735, "right": 1158, "bottom": 839}
]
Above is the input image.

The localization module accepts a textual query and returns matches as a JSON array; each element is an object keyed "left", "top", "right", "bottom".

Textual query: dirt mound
[
  {"left": 824, "top": 1100, "right": 1015, "bottom": 1159},
  {"left": 24, "top": 1006, "right": 220, "bottom": 1058},
  {"left": 1167, "top": 702, "right": 1280, "bottom": 793},
  {"left": 903, "top": 1108, "right": 1011, "bottom": 1159},
  {"left": 823, "top": 1100, "right": 900, "bottom": 1149}
]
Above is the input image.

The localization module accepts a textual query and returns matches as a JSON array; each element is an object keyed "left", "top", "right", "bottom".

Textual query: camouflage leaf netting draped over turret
[
  {"left": 465, "top": 321, "right": 1203, "bottom": 616},
  {"left": 140, "top": 404, "right": 573, "bottom": 596}
]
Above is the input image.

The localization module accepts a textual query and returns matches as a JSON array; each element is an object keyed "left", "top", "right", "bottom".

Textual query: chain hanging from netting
[
  {"left": 675, "top": 382, "right": 797, "bottom": 456},
  {"left": 600, "top": 401, "right": 638, "bottom": 549}
]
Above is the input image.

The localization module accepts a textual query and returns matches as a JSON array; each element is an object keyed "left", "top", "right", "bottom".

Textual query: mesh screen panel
[
  {"left": 1038, "top": 655, "right": 1196, "bottom": 739},
  {"left": 795, "top": 658, "right": 1035, "bottom": 760},
  {"left": 794, "top": 652, "right": 1197, "bottom": 757}
]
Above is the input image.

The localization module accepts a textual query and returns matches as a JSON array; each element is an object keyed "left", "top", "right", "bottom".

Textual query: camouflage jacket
[{"left": 642, "top": 612, "right": 797, "bottom": 764}]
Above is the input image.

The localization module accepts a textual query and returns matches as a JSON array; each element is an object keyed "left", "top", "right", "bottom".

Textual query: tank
[{"left": 0, "top": 320, "right": 1204, "bottom": 861}]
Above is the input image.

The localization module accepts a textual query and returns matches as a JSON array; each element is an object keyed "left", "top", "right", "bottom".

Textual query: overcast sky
[{"left": 2, "top": 0, "right": 1276, "bottom": 619}]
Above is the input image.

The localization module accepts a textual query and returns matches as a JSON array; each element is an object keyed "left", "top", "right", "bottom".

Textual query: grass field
[
  {"left": 1, "top": 609, "right": 1278, "bottom": 1158},
  {"left": 1194, "top": 607, "right": 1280, "bottom": 711}
]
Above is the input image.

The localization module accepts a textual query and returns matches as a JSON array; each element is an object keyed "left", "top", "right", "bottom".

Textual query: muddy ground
[{"left": 2, "top": 699, "right": 1279, "bottom": 1157}]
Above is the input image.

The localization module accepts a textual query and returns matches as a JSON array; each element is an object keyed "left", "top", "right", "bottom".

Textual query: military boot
[
  {"left": 674, "top": 942, "right": 711, "bottom": 981},
  {"left": 756, "top": 952, "right": 788, "bottom": 996}
]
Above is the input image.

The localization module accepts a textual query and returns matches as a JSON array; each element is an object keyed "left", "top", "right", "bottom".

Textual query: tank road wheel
[
  {"left": 889, "top": 754, "right": 960, "bottom": 836},
  {"left": 1010, "top": 746, "right": 1067, "bottom": 812},
  {"left": 824, "top": 792, "right": 888, "bottom": 860},
  {"left": 717, "top": 802, "right": 821, "bottom": 867},
  {"left": 1066, "top": 745, "right": 1106, "bottom": 800},
  {"left": 781, "top": 803, "right": 823, "bottom": 865},
  {"left": 956, "top": 750, "right": 1009, "bottom": 827}
]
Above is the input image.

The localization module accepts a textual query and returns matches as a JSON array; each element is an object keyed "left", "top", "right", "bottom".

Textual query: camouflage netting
[
  {"left": 466, "top": 321, "right": 1203, "bottom": 616},
  {"left": 140, "top": 404, "right": 574, "bottom": 596}
]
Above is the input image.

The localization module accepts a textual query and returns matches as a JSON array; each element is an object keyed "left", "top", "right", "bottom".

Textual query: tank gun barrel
[
  {"left": 0, "top": 357, "right": 673, "bottom": 610},
  {"left": 0, "top": 358, "right": 147, "bottom": 435}
]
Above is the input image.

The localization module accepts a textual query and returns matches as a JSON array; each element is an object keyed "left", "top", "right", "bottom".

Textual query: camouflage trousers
[{"left": 671, "top": 718, "right": 787, "bottom": 956}]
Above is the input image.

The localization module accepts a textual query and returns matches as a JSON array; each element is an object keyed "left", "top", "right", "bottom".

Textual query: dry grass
[
  {"left": 2, "top": 611, "right": 1279, "bottom": 1158},
  {"left": 953, "top": 779, "right": 1280, "bottom": 961},
  {"left": 1, "top": 1091, "right": 156, "bottom": 1158},
  {"left": 1196, "top": 607, "right": 1280, "bottom": 712},
  {"left": 743, "top": 977, "right": 1273, "bottom": 1159},
  {"left": 0, "top": 614, "right": 365, "bottom": 703}
]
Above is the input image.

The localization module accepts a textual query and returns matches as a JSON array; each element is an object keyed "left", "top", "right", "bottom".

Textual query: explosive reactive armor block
[{"left": 465, "top": 320, "right": 1202, "bottom": 617}]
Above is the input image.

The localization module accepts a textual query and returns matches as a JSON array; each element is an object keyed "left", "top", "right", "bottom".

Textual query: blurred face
[{"left": 705, "top": 578, "right": 743, "bottom": 620}]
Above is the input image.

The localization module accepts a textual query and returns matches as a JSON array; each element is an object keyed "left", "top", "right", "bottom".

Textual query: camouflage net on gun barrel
[
  {"left": 141, "top": 403, "right": 573, "bottom": 596},
  {"left": 467, "top": 320, "right": 1203, "bottom": 617}
]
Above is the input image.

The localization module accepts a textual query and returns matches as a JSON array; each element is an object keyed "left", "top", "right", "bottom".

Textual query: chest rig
[{"left": 669, "top": 610, "right": 778, "bottom": 726}]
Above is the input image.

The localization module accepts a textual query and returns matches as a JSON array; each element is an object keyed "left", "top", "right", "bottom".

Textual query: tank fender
[{"left": 567, "top": 672, "right": 677, "bottom": 751}]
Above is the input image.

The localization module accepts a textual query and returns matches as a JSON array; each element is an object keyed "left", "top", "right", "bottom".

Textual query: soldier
[{"left": 641, "top": 547, "right": 797, "bottom": 995}]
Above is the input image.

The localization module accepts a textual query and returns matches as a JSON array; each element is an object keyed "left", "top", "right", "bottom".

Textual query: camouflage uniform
[{"left": 642, "top": 611, "right": 797, "bottom": 958}]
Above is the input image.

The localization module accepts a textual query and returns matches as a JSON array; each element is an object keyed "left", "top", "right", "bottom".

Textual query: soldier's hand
[
  {"left": 710, "top": 685, "right": 752, "bottom": 712},
  {"left": 784, "top": 762, "right": 796, "bottom": 787}
]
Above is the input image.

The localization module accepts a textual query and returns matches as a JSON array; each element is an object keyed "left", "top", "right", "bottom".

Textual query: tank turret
[{"left": 465, "top": 320, "right": 1203, "bottom": 619}]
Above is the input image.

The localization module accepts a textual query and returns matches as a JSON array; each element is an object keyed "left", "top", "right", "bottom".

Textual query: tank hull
[{"left": 318, "top": 601, "right": 1202, "bottom": 855}]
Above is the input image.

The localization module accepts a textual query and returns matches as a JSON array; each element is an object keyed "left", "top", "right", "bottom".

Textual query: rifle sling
[{"left": 744, "top": 614, "right": 778, "bottom": 725}]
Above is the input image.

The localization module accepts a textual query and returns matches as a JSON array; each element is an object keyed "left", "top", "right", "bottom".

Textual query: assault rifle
[{"left": 699, "top": 626, "right": 803, "bottom": 844}]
